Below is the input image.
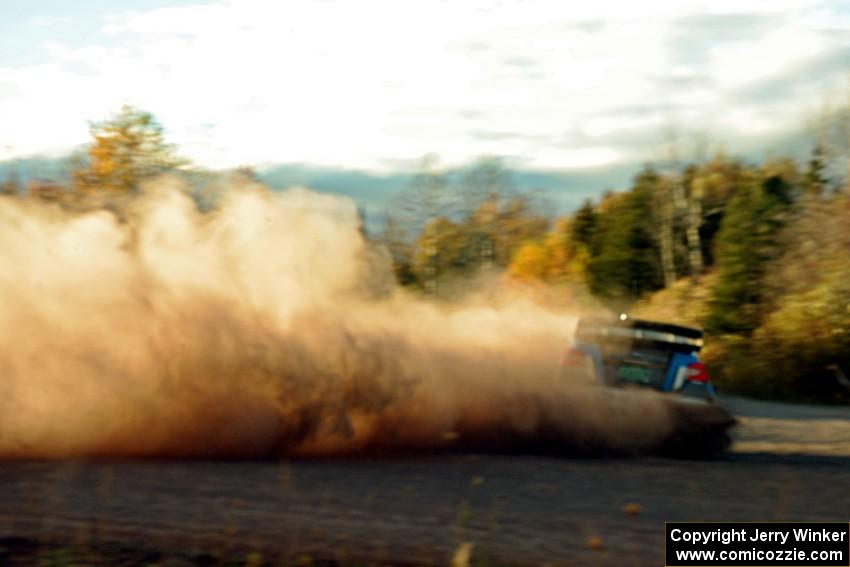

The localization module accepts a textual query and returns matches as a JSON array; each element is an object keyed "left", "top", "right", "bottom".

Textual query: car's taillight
[
  {"left": 560, "top": 347, "right": 587, "bottom": 367},
  {"left": 685, "top": 362, "right": 709, "bottom": 383}
]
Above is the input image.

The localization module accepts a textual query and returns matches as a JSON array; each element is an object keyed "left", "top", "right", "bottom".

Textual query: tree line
[
  {"left": 4, "top": 104, "right": 850, "bottom": 402},
  {"left": 380, "top": 138, "right": 850, "bottom": 402},
  {"left": 2, "top": 105, "right": 185, "bottom": 206}
]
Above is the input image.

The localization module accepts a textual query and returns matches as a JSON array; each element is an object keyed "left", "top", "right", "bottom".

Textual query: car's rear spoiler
[{"left": 575, "top": 317, "right": 704, "bottom": 350}]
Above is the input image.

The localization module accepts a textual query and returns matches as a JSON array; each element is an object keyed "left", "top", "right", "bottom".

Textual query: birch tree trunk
[
  {"left": 657, "top": 176, "right": 677, "bottom": 289},
  {"left": 686, "top": 176, "right": 705, "bottom": 281}
]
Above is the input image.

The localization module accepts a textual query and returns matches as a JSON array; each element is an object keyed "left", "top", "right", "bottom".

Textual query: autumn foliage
[{"left": 4, "top": 104, "right": 850, "bottom": 402}]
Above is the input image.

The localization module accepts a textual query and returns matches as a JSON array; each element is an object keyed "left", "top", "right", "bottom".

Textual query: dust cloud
[{"left": 0, "top": 179, "right": 731, "bottom": 459}]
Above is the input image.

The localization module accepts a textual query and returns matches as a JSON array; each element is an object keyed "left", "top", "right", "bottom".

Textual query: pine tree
[
  {"left": 587, "top": 168, "right": 662, "bottom": 299},
  {"left": 706, "top": 169, "right": 794, "bottom": 335},
  {"left": 571, "top": 199, "right": 596, "bottom": 247}
]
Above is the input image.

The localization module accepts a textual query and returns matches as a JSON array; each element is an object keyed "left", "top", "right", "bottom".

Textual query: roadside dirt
[
  {"left": 0, "top": 396, "right": 847, "bottom": 566},
  {"left": 725, "top": 396, "right": 850, "bottom": 456}
]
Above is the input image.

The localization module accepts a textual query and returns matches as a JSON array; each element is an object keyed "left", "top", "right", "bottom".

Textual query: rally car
[{"left": 561, "top": 313, "right": 718, "bottom": 401}]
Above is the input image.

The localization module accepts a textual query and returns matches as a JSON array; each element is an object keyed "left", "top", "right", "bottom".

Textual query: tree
[
  {"left": 491, "top": 195, "right": 549, "bottom": 265},
  {"left": 26, "top": 178, "right": 63, "bottom": 203},
  {"left": 380, "top": 155, "right": 550, "bottom": 288},
  {"left": 653, "top": 119, "right": 708, "bottom": 286},
  {"left": 410, "top": 217, "right": 467, "bottom": 294},
  {"left": 508, "top": 240, "right": 549, "bottom": 281},
  {"left": 1, "top": 171, "right": 19, "bottom": 197},
  {"left": 73, "top": 105, "right": 184, "bottom": 194},
  {"left": 458, "top": 157, "right": 518, "bottom": 267},
  {"left": 541, "top": 217, "right": 579, "bottom": 282},
  {"left": 459, "top": 156, "right": 515, "bottom": 216},
  {"left": 506, "top": 217, "right": 587, "bottom": 284},
  {"left": 683, "top": 165, "right": 705, "bottom": 280},
  {"left": 380, "top": 213, "right": 417, "bottom": 286},
  {"left": 587, "top": 170, "right": 663, "bottom": 300},
  {"left": 734, "top": 191, "right": 850, "bottom": 401},
  {"left": 706, "top": 168, "right": 793, "bottom": 335},
  {"left": 690, "top": 152, "right": 744, "bottom": 268},
  {"left": 651, "top": 171, "right": 678, "bottom": 288},
  {"left": 380, "top": 154, "right": 454, "bottom": 288},
  {"left": 393, "top": 154, "right": 452, "bottom": 233},
  {"left": 383, "top": 155, "right": 451, "bottom": 246},
  {"left": 804, "top": 144, "right": 829, "bottom": 197},
  {"left": 571, "top": 199, "right": 596, "bottom": 248}
]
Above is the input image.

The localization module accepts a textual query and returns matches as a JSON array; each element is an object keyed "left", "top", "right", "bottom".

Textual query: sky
[{"left": 1, "top": 0, "right": 849, "bottom": 194}]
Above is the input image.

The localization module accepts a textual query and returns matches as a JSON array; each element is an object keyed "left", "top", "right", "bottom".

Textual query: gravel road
[{"left": 0, "top": 396, "right": 848, "bottom": 566}]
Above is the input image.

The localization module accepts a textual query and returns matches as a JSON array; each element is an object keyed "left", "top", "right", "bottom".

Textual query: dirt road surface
[{"left": 1, "top": 396, "right": 848, "bottom": 566}]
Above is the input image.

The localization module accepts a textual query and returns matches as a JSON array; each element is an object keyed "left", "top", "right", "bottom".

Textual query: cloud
[
  {"left": 732, "top": 46, "right": 850, "bottom": 105},
  {"left": 0, "top": 0, "right": 847, "bottom": 174},
  {"left": 29, "top": 15, "right": 72, "bottom": 28},
  {"left": 669, "top": 12, "right": 782, "bottom": 66}
]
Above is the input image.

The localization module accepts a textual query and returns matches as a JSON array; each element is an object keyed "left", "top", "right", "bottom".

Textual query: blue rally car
[{"left": 561, "top": 314, "right": 718, "bottom": 401}]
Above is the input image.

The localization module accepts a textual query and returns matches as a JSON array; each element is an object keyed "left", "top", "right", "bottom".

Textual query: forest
[{"left": 5, "top": 103, "right": 850, "bottom": 403}]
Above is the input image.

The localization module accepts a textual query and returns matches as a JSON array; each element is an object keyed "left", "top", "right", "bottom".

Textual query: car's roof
[
  {"left": 576, "top": 315, "right": 704, "bottom": 348},
  {"left": 578, "top": 315, "right": 702, "bottom": 336}
]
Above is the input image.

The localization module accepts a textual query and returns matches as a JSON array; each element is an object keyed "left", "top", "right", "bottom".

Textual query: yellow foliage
[
  {"left": 74, "top": 105, "right": 183, "bottom": 194},
  {"left": 411, "top": 217, "right": 467, "bottom": 291},
  {"left": 506, "top": 216, "right": 588, "bottom": 284},
  {"left": 508, "top": 241, "right": 548, "bottom": 280}
]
